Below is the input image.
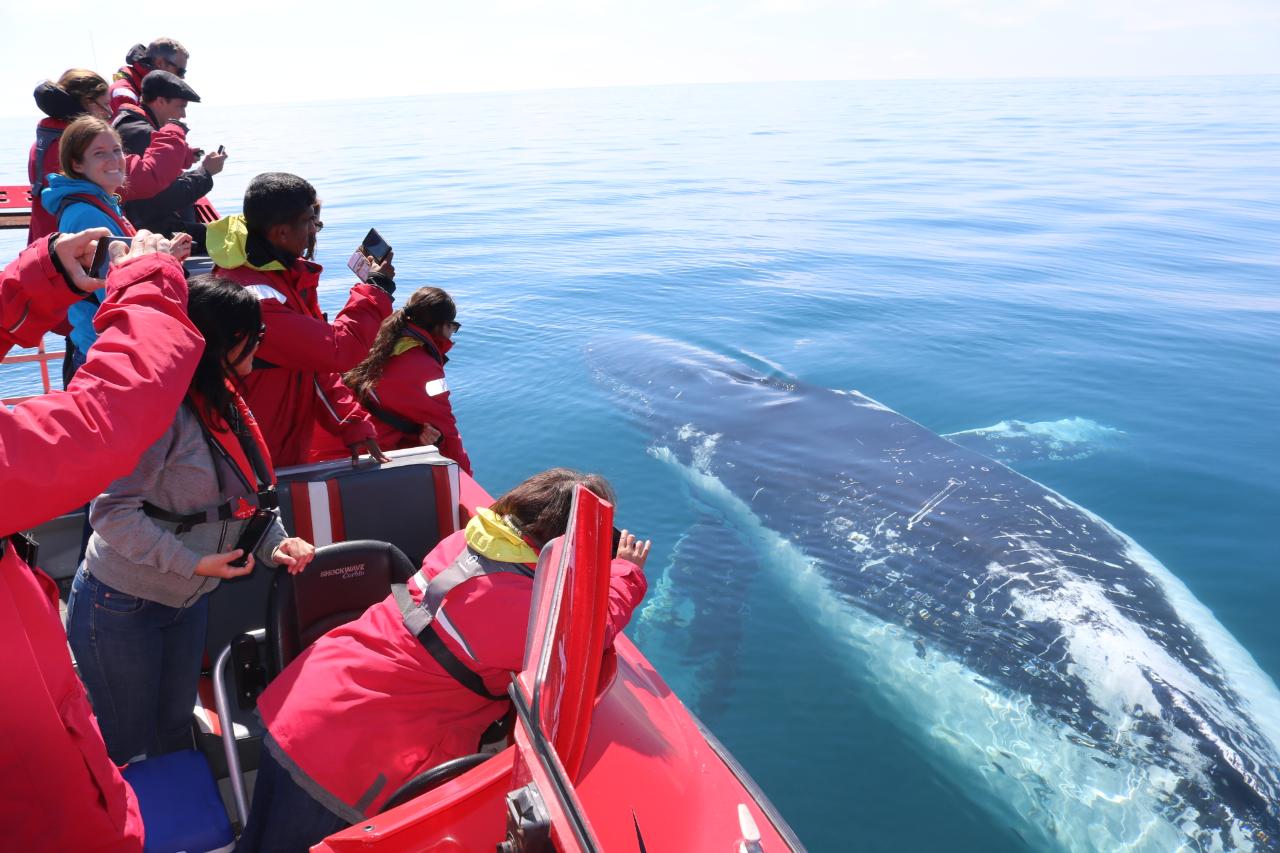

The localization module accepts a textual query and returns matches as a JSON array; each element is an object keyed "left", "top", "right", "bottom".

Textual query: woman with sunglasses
[
  {"left": 67, "top": 275, "right": 316, "bottom": 765},
  {"left": 343, "top": 286, "right": 473, "bottom": 474}
]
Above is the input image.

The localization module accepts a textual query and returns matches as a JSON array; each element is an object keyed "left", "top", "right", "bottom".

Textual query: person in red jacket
[
  {"left": 342, "top": 286, "right": 471, "bottom": 474},
  {"left": 109, "top": 38, "right": 189, "bottom": 117},
  {"left": 0, "top": 228, "right": 204, "bottom": 851},
  {"left": 28, "top": 69, "right": 190, "bottom": 245},
  {"left": 207, "top": 172, "right": 394, "bottom": 466},
  {"left": 240, "top": 469, "right": 650, "bottom": 850}
]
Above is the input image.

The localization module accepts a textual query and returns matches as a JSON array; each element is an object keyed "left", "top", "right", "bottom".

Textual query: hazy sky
[{"left": 2, "top": 0, "right": 1278, "bottom": 114}]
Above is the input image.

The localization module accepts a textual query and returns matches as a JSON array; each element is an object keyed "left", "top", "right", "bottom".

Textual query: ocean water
[{"left": 3, "top": 77, "right": 1278, "bottom": 851}]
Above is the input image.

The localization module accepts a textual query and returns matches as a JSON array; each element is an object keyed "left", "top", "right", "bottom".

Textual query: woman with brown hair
[
  {"left": 28, "top": 69, "right": 112, "bottom": 242},
  {"left": 343, "top": 285, "right": 472, "bottom": 473},
  {"left": 43, "top": 116, "right": 192, "bottom": 377},
  {"left": 240, "top": 468, "right": 650, "bottom": 850}
]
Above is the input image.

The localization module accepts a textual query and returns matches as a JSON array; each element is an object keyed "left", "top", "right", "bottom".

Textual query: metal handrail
[
  {"left": 1, "top": 340, "right": 60, "bottom": 405},
  {"left": 212, "top": 627, "right": 266, "bottom": 828}
]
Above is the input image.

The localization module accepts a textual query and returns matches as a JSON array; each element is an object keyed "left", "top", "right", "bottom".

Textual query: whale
[{"left": 588, "top": 334, "right": 1280, "bottom": 852}]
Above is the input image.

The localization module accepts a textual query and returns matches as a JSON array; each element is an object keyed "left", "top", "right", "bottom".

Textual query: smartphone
[
  {"left": 90, "top": 236, "right": 133, "bottom": 278},
  {"left": 611, "top": 526, "right": 622, "bottom": 559},
  {"left": 228, "top": 508, "right": 276, "bottom": 567},
  {"left": 361, "top": 228, "right": 392, "bottom": 262},
  {"left": 217, "top": 144, "right": 225, "bottom": 155}
]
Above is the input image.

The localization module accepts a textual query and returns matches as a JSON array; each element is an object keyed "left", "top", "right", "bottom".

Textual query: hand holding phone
[
  {"left": 228, "top": 509, "right": 276, "bottom": 567},
  {"left": 90, "top": 236, "right": 134, "bottom": 279},
  {"left": 346, "top": 229, "right": 393, "bottom": 283}
]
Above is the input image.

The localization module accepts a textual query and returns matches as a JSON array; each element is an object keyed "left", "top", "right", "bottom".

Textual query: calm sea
[{"left": 3, "top": 77, "right": 1278, "bottom": 851}]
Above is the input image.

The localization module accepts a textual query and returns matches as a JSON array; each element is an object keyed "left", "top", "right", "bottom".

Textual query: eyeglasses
[
  {"left": 169, "top": 63, "right": 188, "bottom": 78},
  {"left": 255, "top": 323, "right": 267, "bottom": 344},
  {"left": 448, "top": 321, "right": 462, "bottom": 333}
]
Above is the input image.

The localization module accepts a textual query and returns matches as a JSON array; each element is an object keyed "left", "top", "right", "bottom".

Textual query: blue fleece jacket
[{"left": 42, "top": 174, "right": 130, "bottom": 354}]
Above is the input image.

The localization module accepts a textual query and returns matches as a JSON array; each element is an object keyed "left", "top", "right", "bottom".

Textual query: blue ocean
[{"left": 3, "top": 76, "right": 1278, "bottom": 851}]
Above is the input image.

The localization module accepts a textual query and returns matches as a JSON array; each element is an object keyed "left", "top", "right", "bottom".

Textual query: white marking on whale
[{"left": 944, "top": 417, "right": 1127, "bottom": 464}]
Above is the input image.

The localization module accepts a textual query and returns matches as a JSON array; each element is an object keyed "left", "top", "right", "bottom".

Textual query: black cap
[{"left": 141, "top": 70, "right": 201, "bottom": 103}]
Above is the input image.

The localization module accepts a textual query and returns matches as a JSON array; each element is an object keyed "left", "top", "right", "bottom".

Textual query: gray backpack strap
[{"left": 32, "top": 124, "right": 64, "bottom": 198}]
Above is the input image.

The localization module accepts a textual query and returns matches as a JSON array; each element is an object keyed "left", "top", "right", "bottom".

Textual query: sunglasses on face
[{"left": 448, "top": 321, "right": 461, "bottom": 333}]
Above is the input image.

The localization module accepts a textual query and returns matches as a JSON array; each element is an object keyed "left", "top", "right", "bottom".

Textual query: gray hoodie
[{"left": 85, "top": 403, "right": 287, "bottom": 609}]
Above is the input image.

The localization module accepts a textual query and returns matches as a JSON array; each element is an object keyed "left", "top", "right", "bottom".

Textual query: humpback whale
[{"left": 589, "top": 335, "right": 1280, "bottom": 852}]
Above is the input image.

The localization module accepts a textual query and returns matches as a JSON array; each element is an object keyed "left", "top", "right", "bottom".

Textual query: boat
[{"left": 1, "top": 187, "right": 805, "bottom": 852}]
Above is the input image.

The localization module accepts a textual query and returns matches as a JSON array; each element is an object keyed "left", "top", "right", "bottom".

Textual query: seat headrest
[{"left": 271, "top": 540, "right": 415, "bottom": 671}]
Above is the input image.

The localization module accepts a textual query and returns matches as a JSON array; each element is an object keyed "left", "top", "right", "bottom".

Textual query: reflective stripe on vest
[{"left": 394, "top": 549, "right": 534, "bottom": 702}]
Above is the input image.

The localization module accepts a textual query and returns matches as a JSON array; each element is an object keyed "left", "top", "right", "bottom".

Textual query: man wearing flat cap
[{"left": 113, "top": 69, "right": 227, "bottom": 250}]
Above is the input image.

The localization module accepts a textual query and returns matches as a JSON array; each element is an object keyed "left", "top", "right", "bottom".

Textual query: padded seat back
[
  {"left": 206, "top": 447, "right": 459, "bottom": 667},
  {"left": 270, "top": 539, "right": 416, "bottom": 673}
]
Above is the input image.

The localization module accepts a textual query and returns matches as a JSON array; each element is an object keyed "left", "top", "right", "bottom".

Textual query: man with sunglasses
[
  {"left": 207, "top": 172, "right": 396, "bottom": 467},
  {"left": 109, "top": 38, "right": 190, "bottom": 117},
  {"left": 114, "top": 70, "right": 225, "bottom": 252}
]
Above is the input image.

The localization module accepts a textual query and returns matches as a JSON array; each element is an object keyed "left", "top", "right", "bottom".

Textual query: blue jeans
[
  {"left": 66, "top": 567, "right": 210, "bottom": 765},
  {"left": 236, "top": 744, "right": 348, "bottom": 852}
]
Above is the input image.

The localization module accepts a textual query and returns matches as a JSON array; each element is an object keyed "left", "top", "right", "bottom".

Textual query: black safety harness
[
  {"left": 392, "top": 548, "right": 534, "bottom": 702},
  {"left": 141, "top": 401, "right": 278, "bottom": 534}
]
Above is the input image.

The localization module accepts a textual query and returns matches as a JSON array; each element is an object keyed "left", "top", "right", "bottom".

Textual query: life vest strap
[
  {"left": 394, "top": 549, "right": 534, "bottom": 702},
  {"left": 31, "top": 124, "right": 64, "bottom": 198},
  {"left": 394, "top": 582, "right": 508, "bottom": 703},
  {"left": 142, "top": 490, "right": 278, "bottom": 534},
  {"left": 363, "top": 393, "right": 420, "bottom": 436}
]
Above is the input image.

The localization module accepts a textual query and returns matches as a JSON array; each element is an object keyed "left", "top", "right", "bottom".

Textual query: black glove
[{"left": 366, "top": 270, "right": 396, "bottom": 296}]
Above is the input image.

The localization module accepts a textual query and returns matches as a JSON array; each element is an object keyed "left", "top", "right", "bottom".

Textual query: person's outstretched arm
[
  {"left": 255, "top": 280, "right": 393, "bottom": 375},
  {"left": 0, "top": 231, "right": 203, "bottom": 534}
]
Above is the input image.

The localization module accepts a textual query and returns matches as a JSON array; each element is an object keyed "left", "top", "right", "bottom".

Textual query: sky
[{"left": 1, "top": 0, "right": 1278, "bottom": 114}]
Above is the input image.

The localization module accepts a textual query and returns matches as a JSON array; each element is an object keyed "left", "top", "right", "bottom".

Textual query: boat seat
[
  {"left": 269, "top": 539, "right": 417, "bottom": 673},
  {"left": 123, "top": 749, "right": 234, "bottom": 853},
  {"left": 211, "top": 540, "right": 415, "bottom": 828},
  {"left": 198, "top": 448, "right": 459, "bottom": 819}
]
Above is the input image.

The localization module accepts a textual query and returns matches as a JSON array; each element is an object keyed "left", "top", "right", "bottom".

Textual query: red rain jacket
[
  {"left": 213, "top": 258, "right": 391, "bottom": 466},
  {"left": 361, "top": 324, "right": 472, "bottom": 474},
  {"left": 27, "top": 117, "right": 192, "bottom": 243},
  {"left": 256, "top": 528, "right": 647, "bottom": 820},
  {"left": 0, "top": 241, "right": 202, "bottom": 850},
  {"left": 108, "top": 63, "right": 147, "bottom": 117}
]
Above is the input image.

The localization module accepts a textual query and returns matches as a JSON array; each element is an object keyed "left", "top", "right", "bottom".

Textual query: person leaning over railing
[
  {"left": 339, "top": 286, "right": 471, "bottom": 474},
  {"left": 240, "top": 469, "right": 650, "bottom": 850},
  {"left": 0, "top": 228, "right": 204, "bottom": 852}
]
